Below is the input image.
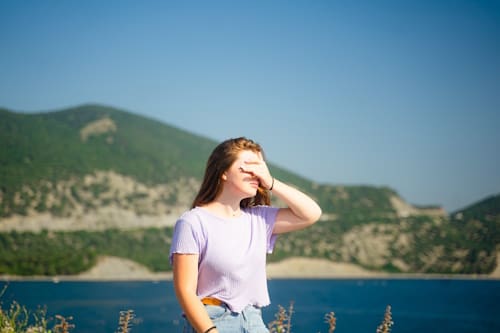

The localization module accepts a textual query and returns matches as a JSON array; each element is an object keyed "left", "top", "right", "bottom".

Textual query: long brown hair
[{"left": 192, "top": 137, "right": 271, "bottom": 208}]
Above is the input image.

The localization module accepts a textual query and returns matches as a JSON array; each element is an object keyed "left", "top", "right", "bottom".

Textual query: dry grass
[
  {"left": 269, "top": 301, "right": 393, "bottom": 333},
  {"left": 1, "top": 284, "right": 393, "bottom": 332},
  {"left": 0, "top": 283, "right": 132, "bottom": 333},
  {"left": 268, "top": 301, "right": 294, "bottom": 333},
  {"left": 324, "top": 312, "right": 336, "bottom": 333},
  {"left": 116, "top": 310, "right": 135, "bottom": 333},
  {"left": 376, "top": 305, "right": 394, "bottom": 333},
  {"left": 53, "top": 315, "right": 75, "bottom": 333}
]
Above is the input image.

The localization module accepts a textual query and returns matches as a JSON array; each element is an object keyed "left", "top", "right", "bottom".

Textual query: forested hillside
[{"left": 0, "top": 104, "right": 497, "bottom": 277}]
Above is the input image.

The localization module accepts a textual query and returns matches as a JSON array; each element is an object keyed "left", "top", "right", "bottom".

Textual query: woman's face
[{"left": 222, "top": 150, "right": 262, "bottom": 198}]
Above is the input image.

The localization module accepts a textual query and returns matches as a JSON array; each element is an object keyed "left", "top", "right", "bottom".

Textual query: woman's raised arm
[
  {"left": 240, "top": 158, "right": 322, "bottom": 234},
  {"left": 270, "top": 178, "right": 322, "bottom": 234}
]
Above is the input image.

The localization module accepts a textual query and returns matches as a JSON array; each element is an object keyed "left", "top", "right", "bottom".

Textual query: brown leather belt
[{"left": 201, "top": 297, "right": 224, "bottom": 306}]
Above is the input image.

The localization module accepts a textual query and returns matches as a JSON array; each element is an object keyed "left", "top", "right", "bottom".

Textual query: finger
[{"left": 239, "top": 164, "right": 256, "bottom": 175}]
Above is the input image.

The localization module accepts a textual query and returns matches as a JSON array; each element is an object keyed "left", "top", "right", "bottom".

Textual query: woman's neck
[{"left": 202, "top": 200, "right": 242, "bottom": 218}]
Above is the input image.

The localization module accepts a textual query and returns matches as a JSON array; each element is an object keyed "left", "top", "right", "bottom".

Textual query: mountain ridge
[
  {"left": 1, "top": 104, "right": 437, "bottom": 220},
  {"left": 0, "top": 104, "right": 498, "bottom": 277}
]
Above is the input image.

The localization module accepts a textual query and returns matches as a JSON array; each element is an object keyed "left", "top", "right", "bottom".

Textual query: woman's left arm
[{"left": 269, "top": 178, "right": 322, "bottom": 234}]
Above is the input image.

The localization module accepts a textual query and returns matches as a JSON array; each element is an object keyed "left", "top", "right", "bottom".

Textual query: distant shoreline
[
  {"left": 2, "top": 274, "right": 499, "bottom": 283},
  {"left": 1, "top": 256, "right": 498, "bottom": 282}
]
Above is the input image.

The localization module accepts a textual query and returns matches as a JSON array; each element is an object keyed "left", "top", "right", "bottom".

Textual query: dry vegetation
[
  {"left": 267, "top": 301, "right": 393, "bottom": 333},
  {"left": 0, "top": 285, "right": 137, "bottom": 333},
  {"left": 1, "top": 287, "right": 394, "bottom": 333}
]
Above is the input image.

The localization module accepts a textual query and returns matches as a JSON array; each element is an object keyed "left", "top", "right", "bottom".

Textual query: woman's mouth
[{"left": 249, "top": 180, "right": 259, "bottom": 188}]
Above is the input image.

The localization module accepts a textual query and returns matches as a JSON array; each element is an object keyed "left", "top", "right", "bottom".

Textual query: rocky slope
[{"left": 0, "top": 104, "right": 497, "bottom": 277}]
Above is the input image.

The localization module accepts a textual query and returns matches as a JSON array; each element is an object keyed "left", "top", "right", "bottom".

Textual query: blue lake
[{"left": 1, "top": 278, "right": 499, "bottom": 333}]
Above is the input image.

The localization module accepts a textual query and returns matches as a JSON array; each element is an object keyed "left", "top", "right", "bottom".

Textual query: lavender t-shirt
[{"left": 169, "top": 205, "right": 279, "bottom": 313}]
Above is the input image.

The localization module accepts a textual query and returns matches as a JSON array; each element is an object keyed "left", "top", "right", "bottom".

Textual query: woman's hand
[{"left": 239, "top": 156, "right": 273, "bottom": 190}]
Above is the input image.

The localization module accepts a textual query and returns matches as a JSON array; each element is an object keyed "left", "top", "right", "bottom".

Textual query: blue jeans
[{"left": 183, "top": 304, "right": 269, "bottom": 333}]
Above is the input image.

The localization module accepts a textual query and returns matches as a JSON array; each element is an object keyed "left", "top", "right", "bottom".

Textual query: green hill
[
  {"left": 0, "top": 104, "right": 399, "bottom": 219},
  {"left": 0, "top": 104, "right": 497, "bottom": 277},
  {"left": 0, "top": 104, "right": 216, "bottom": 215}
]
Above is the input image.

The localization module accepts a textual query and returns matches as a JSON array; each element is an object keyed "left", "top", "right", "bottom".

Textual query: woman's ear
[{"left": 221, "top": 173, "right": 227, "bottom": 181}]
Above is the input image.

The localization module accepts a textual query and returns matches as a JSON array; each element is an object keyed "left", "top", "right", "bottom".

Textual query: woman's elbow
[{"left": 306, "top": 204, "right": 322, "bottom": 225}]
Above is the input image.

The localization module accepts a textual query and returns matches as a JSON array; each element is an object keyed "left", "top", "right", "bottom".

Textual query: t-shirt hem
[{"left": 169, "top": 251, "right": 199, "bottom": 265}]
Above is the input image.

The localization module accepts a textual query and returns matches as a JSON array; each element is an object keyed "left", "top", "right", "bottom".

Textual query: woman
[{"left": 170, "top": 137, "right": 322, "bottom": 333}]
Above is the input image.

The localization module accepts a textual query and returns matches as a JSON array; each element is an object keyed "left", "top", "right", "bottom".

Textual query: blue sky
[{"left": 1, "top": 0, "right": 499, "bottom": 212}]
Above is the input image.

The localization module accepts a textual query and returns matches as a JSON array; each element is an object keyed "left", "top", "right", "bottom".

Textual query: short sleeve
[
  {"left": 169, "top": 217, "right": 203, "bottom": 264},
  {"left": 253, "top": 206, "right": 280, "bottom": 253}
]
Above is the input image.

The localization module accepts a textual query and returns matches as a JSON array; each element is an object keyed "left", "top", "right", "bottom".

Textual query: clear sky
[{"left": 1, "top": 0, "right": 499, "bottom": 212}]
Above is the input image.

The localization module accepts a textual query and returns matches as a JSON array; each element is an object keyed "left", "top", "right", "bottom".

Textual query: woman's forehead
[{"left": 236, "top": 150, "right": 262, "bottom": 161}]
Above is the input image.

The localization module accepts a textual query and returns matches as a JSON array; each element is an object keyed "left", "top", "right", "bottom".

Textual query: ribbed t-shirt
[{"left": 169, "top": 205, "right": 279, "bottom": 313}]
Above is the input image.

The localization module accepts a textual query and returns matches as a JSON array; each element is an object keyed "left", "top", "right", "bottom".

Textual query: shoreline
[
  {"left": 1, "top": 256, "right": 499, "bottom": 282},
  {"left": 2, "top": 274, "right": 499, "bottom": 283}
]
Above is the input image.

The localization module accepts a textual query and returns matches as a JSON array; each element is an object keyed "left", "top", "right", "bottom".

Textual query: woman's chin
[{"left": 242, "top": 188, "right": 258, "bottom": 198}]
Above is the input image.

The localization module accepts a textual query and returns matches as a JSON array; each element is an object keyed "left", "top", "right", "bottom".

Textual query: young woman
[{"left": 170, "top": 137, "right": 322, "bottom": 333}]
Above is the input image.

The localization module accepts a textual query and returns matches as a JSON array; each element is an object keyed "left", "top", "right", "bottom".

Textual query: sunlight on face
[{"left": 235, "top": 150, "right": 263, "bottom": 166}]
